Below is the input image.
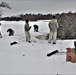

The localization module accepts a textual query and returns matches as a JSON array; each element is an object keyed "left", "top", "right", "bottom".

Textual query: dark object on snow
[
  {"left": 47, "top": 50, "right": 59, "bottom": 57},
  {"left": 74, "top": 41, "right": 76, "bottom": 51},
  {"left": 7, "top": 28, "right": 14, "bottom": 36},
  {"left": 0, "top": 32, "right": 2, "bottom": 38},
  {"left": 10, "top": 41, "right": 19, "bottom": 45},
  {"left": 33, "top": 24, "right": 39, "bottom": 32},
  {"left": 0, "top": 23, "right": 2, "bottom": 38}
]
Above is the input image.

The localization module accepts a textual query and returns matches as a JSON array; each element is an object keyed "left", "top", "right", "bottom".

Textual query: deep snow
[{"left": 0, "top": 20, "right": 76, "bottom": 75}]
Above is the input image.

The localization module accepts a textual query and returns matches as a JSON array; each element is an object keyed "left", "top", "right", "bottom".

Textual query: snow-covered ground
[{"left": 0, "top": 20, "right": 76, "bottom": 75}]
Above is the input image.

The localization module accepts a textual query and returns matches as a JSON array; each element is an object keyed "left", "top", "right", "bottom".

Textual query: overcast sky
[{"left": 1, "top": 0, "right": 76, "bottom": 17}]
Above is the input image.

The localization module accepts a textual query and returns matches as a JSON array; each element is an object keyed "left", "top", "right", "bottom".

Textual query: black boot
[
  {"left": 53, "top": 42, "right": 56, "bottom": 44},
  {"left": 28, "top": 41, "right": 31, "bottom": 43}
]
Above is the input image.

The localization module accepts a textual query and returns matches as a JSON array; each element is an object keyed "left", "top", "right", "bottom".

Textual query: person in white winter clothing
[
  {"left": 48, "top": 16, "right": 59, "bottom": 44},
  {"left": 24, "top": 20, "right": 31, "bottom": 43}
]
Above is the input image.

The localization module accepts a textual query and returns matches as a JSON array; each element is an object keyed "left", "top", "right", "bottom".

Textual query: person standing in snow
[
  {"left": 0, "top": 23, "right": 2, "bottom": 38},
  {"left": 24, "top": 20, "right": 31, "bottom": 43},
  {"left": 48, "top": 16, "right": 59, "bottom": 44}
]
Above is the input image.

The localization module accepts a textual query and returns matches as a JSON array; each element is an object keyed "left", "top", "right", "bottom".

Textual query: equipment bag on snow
[{"left": 66, "top": 48, "right": 76, "bottom": 63}]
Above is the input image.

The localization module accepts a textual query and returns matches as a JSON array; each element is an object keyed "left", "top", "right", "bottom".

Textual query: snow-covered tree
[{"left": 0, "top": 1, "right": 11, "bottom": 17}]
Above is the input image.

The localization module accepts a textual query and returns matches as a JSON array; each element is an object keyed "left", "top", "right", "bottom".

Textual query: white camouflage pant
[
  {"left": 48, "top": 31, "right": 57, "bottom": 43},
  {"left": 25, "top": 31, "right": 31, "bottom": 42}
]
